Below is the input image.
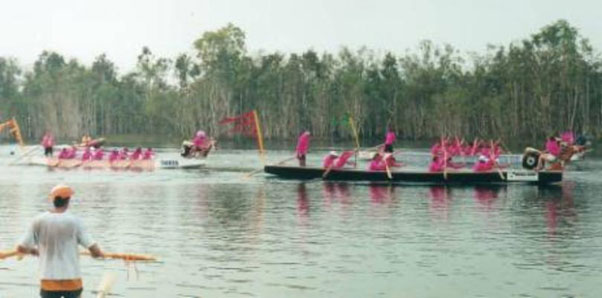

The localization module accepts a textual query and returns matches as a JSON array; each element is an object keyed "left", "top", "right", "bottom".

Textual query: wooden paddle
[
  {"left": 442, "top": 138, "right": 448, "bottom": 180},
  {"left": 96, "top": 272, "right": 117, "bottom": 298},
  {"left": 0, "top": 249, "right": 22, "bottom": 260},
  {"left": 384, "top": 154, "right": 393, "bottom": 180},
  {"left": 81, "top": 251, "right": 157, "bottom": 262},
  {"left": 490, "top": 140, "right": 505, "bottom": 180}
]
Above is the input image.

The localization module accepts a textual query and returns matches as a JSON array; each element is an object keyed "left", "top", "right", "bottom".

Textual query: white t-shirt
[{"left": 19, "top": 211, "right": 95, "bottom": 280}]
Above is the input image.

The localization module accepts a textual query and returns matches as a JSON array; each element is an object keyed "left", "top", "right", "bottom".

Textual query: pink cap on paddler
[{"left": 49, "top": 184, "right": 74, "bottom": 200}]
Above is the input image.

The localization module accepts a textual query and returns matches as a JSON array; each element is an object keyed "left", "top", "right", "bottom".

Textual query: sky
[{"left": 0, "top": 0, "right": 601, "bottom": 72}]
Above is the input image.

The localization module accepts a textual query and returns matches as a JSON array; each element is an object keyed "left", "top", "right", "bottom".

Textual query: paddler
[
  {"left": 384, "top": 127, "right": 396, "bottom": 153},
  {"left": 119, "top": 147, "right": 130, "bottom": 160},
  {"left": 16, "top": 185, "right": 104, "bottom": 298},
  {"left": 323, "top": 151, "right": 338, "bottom": 168},
  {"left": 93, "top": 148, "right": 104, "bottom": 160},
  {"left": 81, "top": 134, "right": 92, "bottom": 147},
  {"left": 295, "top": 131, "right": 311, "bottom": 167},
  {"left": 142, "top": 148, "right": 154, "bottom": 160},
  {"left": 81, "top": 147, "right": 92, "bottom": 162},
  {"left": 131, "top": 147, "right": 143, "bottom": 160},
  {"left": 108, "top": 149, "right": 120, "bottom": 163},
  {"left": 429, "top": 155, "right": 445, "bottom": 172},
  {"left": 41, "top": 131, "right": 55, "bottom": 157},
  {"left": 368, "top": 153, "right": 387, "bottom": 171}
]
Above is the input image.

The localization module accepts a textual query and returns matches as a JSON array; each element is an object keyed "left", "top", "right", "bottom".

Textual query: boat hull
[
  {"left": 25, "top": 157, "right": 206, "bottom": 170},
  {"left": 264, "top": 165, "right": 562, "bottom": 185}
]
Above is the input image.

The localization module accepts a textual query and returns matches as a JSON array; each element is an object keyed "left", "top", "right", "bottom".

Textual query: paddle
[
  {"left": 81, "top": 251, "right": 157, "bottom": 262},
  {"left": 96, "top": 272, "right": 117, "bottom": 298},
  {"left": 442, "top": 137, "right": 448, "bottom": 180},
  {"left": 490, "top": 140, "right": 505, "bottom": 180},
  {"left": 0, "top": 249, "right": 22, "bottom": 260},
  {"left": 244, "top": 155, "right": 295, "bottom": 179},
  {"left": 322, "top": 165, "right": 334, "bottom": 178},
  {"left": 384, "top": 153, "right": 393, "bottom": 180}
]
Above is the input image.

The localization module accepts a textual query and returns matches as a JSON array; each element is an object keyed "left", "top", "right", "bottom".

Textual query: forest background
[{"left": 0, "top": 20, "right": 600, "bottom": 145}]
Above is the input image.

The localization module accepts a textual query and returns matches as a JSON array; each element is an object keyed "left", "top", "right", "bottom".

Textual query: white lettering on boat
[{"left": 506, "top": 170, "right": 538, "bottom": 181}]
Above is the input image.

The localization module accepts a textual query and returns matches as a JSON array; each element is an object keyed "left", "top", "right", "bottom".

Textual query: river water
[{"left": 0, "top": 146, "right": 601, "bottom": 297}]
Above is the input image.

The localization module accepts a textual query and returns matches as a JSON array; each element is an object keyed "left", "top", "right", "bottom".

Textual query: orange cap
[{"left": 49, "top": 184, "right": 74, "bottom": 200}]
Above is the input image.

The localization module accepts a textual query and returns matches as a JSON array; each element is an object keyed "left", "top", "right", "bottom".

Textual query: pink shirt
[
  {"left": 333, "top": 151, "right": 354, "bottom": 168},
  {"left": 295, "top": 132, "right": 310, "bottom": 155},
  {"left": 143, "top": 150, "right": 154, "bottom": 160},
  {"left": 561, "top": 131, "right": 574, "bottom": 145},
  {"left": 368, "top": 156, "right": 386, "bottom": 171},
  {"left": 109, "top": 151, "right": 119, "bottom": 162},
  {"left": 545, "top": 139, "right": 560, "bottom": 156},
  {"left": 323, "top": 155, "right": 337, "bottom": 168},
  {"left": 81, "top": 150, "right": 92, "bottom": 161},
  {"left": 473, "top": 159, "right": 494, "bottom": 172},
  {"left": 93, "top": 150, "right": 104, "bottom": 160},
  {"left": 193, "top": 136, "right": 206, "bottom": 147},
  {"left": 429, "top": 158, "right": 445, "bottom": 172},
  {"left": 385, "top": 131, "right": 396, "bottom": 145},
  {"left": 41, "top": 135, "right": 54, "bottom": 148}
]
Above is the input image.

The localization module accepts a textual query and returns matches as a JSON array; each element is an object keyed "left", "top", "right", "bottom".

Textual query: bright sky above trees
[{"left": 0, "top": 0, "right": 600, "bottom": 71}]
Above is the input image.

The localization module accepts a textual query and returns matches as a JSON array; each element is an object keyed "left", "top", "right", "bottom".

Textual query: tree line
[{"left": 0, "top": 20, "right": 600, "bottom": 145}]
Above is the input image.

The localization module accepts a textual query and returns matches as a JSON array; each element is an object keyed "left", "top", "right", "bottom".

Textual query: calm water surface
[{"left": 0, "top": 146, "right": 601, "bottom": 297}]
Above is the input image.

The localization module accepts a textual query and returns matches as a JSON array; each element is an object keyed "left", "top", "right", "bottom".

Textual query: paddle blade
[{"left": 96, "top": 272, "right": 117, "bottom": 298}]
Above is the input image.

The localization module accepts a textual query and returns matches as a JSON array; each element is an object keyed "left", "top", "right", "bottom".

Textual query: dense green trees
[{"left": 0, "top": 20, "right": 600, "bottom": 144}]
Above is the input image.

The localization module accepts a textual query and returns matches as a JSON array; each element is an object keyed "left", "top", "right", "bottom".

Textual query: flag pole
[{"left": 252, "top": 110, "right": 266, "bottom": 165}]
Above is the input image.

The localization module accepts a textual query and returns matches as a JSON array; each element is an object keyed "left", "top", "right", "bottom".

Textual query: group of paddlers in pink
[
  {"left": 293, "top": 127, "right": 588, "bottom": 172},
  {"left": 295, "top": 128, "right": 404, "bottom": 171},
  {"left": 56, "top": 146, "right": 155, "bottom": 162},
  {"left": 428, "top": 137, "right": 507, "bottom": 172}
]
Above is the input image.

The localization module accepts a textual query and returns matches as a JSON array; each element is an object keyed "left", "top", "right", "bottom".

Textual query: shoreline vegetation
[{"left": 0, "top": 20, "right": 600, "bottom": 144}]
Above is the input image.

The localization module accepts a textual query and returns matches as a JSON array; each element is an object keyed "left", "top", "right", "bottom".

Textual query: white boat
[{"left": 24, "top": 156, "right": 206, "bottom": 170}]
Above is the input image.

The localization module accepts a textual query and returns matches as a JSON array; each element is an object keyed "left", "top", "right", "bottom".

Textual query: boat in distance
[{"left": 264, "top": 165, "right": 562, "bottom": 185}]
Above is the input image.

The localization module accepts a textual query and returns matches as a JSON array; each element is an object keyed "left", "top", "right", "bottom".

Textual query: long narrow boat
[
  {"left": 25, "top": 156, "right": 206, "bottom": 170},
  {"left": 264, "top": 165, "right": 562, "bottom": 185}
]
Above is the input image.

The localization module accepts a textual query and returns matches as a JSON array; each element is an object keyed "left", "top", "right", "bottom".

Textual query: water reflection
[
  {"left": 297, "top": 183, "right": 309, "bottom": 219},
  {"left": 537, "top": 183, "right": 577, "bottom": 236},
  {"left": 322, "top": 183, "right": 352, "bottom": 206},
  {"left": 368, "top": 184, "right": 395, "bottom": 205},
  {"left": 473, "top": 185, "right": 505, "bottom": 210},
  {"left": 428, "top": 186, "right": 452, "bottom": 220}
]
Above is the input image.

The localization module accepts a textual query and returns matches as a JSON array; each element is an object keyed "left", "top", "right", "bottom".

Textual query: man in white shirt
[{"left": 17, "top": 184, "right": 104, "bottom": 298}]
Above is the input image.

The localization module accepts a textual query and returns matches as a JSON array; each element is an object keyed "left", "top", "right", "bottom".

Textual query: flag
[
  {"left": 219, "top": 111, "right": 257, "bottom": 137},
  {"left": 219, "top": 110, "right": 266, "bottom": 164}
]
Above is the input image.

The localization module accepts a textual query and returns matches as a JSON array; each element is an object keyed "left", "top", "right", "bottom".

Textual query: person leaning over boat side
[
  {"left": 323, "top": 151, "right": 338, "bottom": 168},
  {"left": 384, "top": 127, "right": 396, "bottom": 153},
  {"left": 295, "top": 131, "right": 311, "bottom": 167},
  {"left": 17, "top": 185, "right": 104, "bottom": 298},
  {"left": 41, "top": 131, "right": 55, "bottom": 157}
]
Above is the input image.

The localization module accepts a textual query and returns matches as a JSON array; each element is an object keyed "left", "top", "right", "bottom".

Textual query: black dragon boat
[{"left": 264, "top": 165, "right": 562, "bottom": 185}]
